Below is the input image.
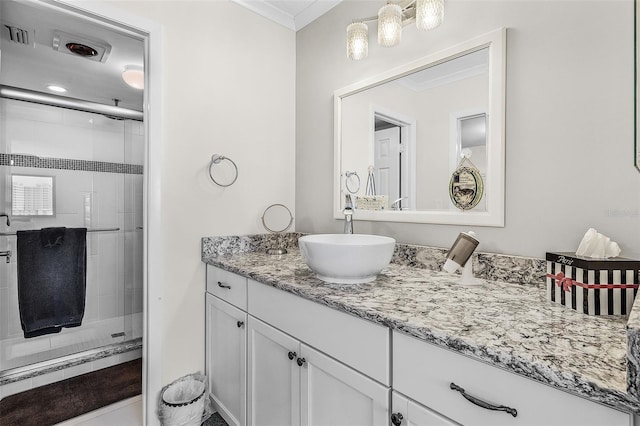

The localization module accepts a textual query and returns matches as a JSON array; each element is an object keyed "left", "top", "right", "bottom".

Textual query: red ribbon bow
[{"left": 550, "top": 272, "right": 573, "bottom": 291}]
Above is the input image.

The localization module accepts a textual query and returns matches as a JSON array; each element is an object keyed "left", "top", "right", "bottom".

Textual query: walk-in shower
[
  {"left": 0, "top": 95, "right": 144, "bottom": 395},
  {"left": 0, "top": 0, "right": 145, "bottom": 400}
]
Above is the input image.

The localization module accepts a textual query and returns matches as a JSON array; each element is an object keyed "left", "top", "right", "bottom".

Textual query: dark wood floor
[{"left": 0, "top": 358, "right": 142, "bottom": 426}]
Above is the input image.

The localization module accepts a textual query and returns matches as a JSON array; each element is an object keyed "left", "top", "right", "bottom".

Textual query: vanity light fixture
[
  {"left": 121, "top": 65, "right": 144, "bottom": 90},
  {"left": 347, "top": 0, "right": 445, "bottom": 60}
]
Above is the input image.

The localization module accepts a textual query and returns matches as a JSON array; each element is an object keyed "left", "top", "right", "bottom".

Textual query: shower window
[{"left": 11, "top": 174, "right": 55, "bottom": 216}]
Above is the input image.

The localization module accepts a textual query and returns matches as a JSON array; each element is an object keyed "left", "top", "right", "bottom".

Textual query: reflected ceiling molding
[{"left": 395, "top": 49, "right": 488, "bottom": 92}]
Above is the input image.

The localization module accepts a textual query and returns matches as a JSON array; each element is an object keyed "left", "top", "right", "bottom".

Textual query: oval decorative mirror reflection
[
  {"left": 334, "top": 28, "right": 506, "bottom": 226},
  {"left": 449, "top": 165, "right": 484, "bottom": 210}
]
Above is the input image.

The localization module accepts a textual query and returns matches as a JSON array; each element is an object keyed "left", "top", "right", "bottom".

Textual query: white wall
[
  {"left": 296, "top": 0, "right": 640, "bottom": 258},
  {"left": 105, "top": 0, "right": 296, "bottom": 384}
]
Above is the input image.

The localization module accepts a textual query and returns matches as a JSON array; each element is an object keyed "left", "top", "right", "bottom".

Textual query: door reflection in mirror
[{"left": 373, "top": 111, "right": 416, "bottom": 210}]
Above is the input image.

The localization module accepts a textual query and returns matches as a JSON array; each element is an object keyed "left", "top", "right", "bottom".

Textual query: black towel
[
  {"left": 16, "top": 227, "right": 87, "bottom": 338},
  {"left": 41, "top": 227, "right": 65, "bottom": 248}
]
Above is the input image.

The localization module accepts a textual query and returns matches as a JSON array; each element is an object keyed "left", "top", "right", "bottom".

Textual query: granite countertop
[{"left": 202, "top": 246, "right": 640, "bottom": 415}]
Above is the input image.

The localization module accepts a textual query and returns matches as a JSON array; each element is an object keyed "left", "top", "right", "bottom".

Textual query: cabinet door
[
  {"left": 205, "top": 294, "right": 247, "bottom": 426},
  {"left": 391, "top": 391, "right": 460, "bottom": 426},
  {"left": 300, "top": 344, "right": 389, "bottom": 426},
  {"left": 247, "top": 316, "right": 301, "bottom": 426}
]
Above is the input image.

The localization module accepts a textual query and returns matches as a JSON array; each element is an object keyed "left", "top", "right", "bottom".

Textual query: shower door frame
[{"left": 45, "top": 1, "right": 165, "bottom": 425}]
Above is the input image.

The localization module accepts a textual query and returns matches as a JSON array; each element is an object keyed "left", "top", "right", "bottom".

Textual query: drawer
[
  {"left": 393, "top": 331, "right": 629, "bottom": 426},
  {"left": 248, "top": 279, "right": 390, "bottom": 385},
  {"left": 206, "top": 265, "right": 247, "bottom": 311}
]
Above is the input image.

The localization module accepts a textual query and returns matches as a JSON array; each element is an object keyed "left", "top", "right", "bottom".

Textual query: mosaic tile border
[{"left": 0, "top": 153, "right": 143, "bottom": 175}]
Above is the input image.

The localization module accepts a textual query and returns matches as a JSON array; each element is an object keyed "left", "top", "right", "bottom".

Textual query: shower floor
[{"left": 0, "top": 313, "right": 142, "bottom": 373}]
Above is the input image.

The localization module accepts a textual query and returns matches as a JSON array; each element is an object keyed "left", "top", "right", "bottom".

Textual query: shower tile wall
[{"left": 0, "top": 99, "right": 143, "bottom": 370}]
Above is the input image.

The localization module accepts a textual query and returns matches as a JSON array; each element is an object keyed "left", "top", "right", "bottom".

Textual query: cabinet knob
[
  {"left": 288, "top": 351, "right": 297, "bottom": 360},
  {"left": 237, "top": 321, "right": 244, "bottom": 328},
  {"left": 296, "top": 357, "right": 306, "bottom": 367},
  {"left": 390, "top": 412, "right": 404, "bottom": 426},
  {"left": 218, "top": 281, "right": 231, "bottom": 289}
]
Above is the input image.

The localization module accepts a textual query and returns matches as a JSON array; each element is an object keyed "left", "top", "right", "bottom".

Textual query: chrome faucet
[
  {"left": 0, "top": 213, "right": 9, "bottom": 227},
  {"left": 391, "top": 197, "right": 408, "bottom": 211},
  {"left": 343, "top": 194, "right": 354, "bottom": 234}
]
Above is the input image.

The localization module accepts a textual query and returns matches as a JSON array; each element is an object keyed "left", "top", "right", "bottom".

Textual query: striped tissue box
[{"left": 546, "top": 252, "right": 640, "bottom": 316}]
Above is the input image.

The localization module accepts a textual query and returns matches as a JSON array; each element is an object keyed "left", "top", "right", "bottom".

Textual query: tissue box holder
[{"left": 546, "top": 252, "right": 640, "bottom": 316}]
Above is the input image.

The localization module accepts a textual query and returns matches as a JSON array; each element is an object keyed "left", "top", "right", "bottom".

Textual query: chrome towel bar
[{"left": 0, "top": 227, "right": 120, "bottom": 237}]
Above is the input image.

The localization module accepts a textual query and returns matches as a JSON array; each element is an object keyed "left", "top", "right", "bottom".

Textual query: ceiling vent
[
  {"left": 2, "top": 23, "right": 35, "bottom": 47},
  {"left": 52, "top": 30, "right": 111, "bottom": 63}
]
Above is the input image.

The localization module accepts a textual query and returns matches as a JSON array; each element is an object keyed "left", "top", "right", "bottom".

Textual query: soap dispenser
[{"left": 443, "top": 231, "right": 481, "bottom": 285}]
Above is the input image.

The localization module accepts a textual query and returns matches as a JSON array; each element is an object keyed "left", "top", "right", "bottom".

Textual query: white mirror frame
[{"left": 334, "top": 28, "right": 506, "bottom": 227}]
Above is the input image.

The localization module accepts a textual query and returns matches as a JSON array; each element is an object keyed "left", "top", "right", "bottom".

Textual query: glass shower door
[{"left": 0, "top": 98, "right": 131, "bottom": 373}]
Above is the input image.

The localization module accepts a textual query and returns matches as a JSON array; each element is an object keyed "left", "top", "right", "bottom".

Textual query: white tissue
[{"left": 575, "top": 228, "right": 621, "bottom": 259}]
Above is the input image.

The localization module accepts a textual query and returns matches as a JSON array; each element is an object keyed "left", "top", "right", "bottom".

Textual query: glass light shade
[
  {"left": 416, "top": 0, "right": 444, "bottom": 30},
  {"left": 377, "top": 4, "right": 402, "bottom": 47},
  {"left": 122, "top": 65, "right": 144, "bottom": 90},
  {"left": 347, "top": 22, "right": 369, "bottom": 60}
]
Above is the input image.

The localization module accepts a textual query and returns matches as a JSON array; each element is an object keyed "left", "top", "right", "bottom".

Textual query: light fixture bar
[{"left": 346, "top": 0, "right": 444, "bottom": 61}]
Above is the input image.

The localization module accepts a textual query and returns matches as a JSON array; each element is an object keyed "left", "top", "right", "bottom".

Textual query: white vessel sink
[{"left": 298, "top": 234, "right": 396, "bottom": 284}]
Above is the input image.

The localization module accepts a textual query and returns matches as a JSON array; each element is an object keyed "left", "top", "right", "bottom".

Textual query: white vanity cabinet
[
  {"left": 391, "top": 391, "right": 460, "bottom": 426},
  {"left": 206, "top": 265, "right": 390, "bottom": 426},
  {"left": 206, "top": 264, "right": 632, "bottom": 426},
  {"left": 247, "top": 316, "right": 300, "bottom": 425},
  {"left": 248, "top": 316, "right": 389, "bottom": 426},
  {"left": 205, "top": 267, "right": 249, "bottom": 426},
  {"left": 393, "top": 331, "right": 630, "bottom": 426},
  {"left": 248, "top": 279, "right": 390, "bottom": 425}
]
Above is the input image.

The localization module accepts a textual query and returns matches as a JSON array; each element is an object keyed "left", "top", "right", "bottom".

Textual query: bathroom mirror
[{"left": 334, "top": 28, "right": 506, "bottom": 226}]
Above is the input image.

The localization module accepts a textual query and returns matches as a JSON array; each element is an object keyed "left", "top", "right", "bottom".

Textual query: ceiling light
[
  {"left": 378, "top": 4, "right": 402, "bottom": 47},
  {"left": 47, "top": 85, "right": 67, "bottom": 93},
  {"left": 346, "top": 0, "right": 445, "bottom": 60},
  {"left": 347, "top": 22, "right": 369, "bottom": 61},
  {"left": 122, "top": 65, "right": 144, "bottom": 90},
  {"left": 416, "top": 0, "right": 444, "bottom": 30}
]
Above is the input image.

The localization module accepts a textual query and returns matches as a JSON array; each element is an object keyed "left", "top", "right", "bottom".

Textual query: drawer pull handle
[
  {"left": 218, "top": 281, "right": 231, "bottom": 289},
  {"left": 450, "top": 382, "right": 517, "bottom": 418},
  {"left": 390, "top": 412, "right": 404, "bottom": 426},
  {"left": 237, "top": 321, "right": 244, "bottom": 328},
  {"left": 288, "top": 351, "right": 297, "bottom": 360},
  {"left": 296, "top": 357, "right": 306, "bottom": 367}
]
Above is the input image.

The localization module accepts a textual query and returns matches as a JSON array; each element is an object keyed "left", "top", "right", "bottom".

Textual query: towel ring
[
  {"left": 261, "top": 204, "right": 294, "bottom": 255},
  {"left": 209, "top": 154, "right": 238, "bottom": 187},
  {"left": 344, "top": 170, "right": 360, "bottom": 194}
]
